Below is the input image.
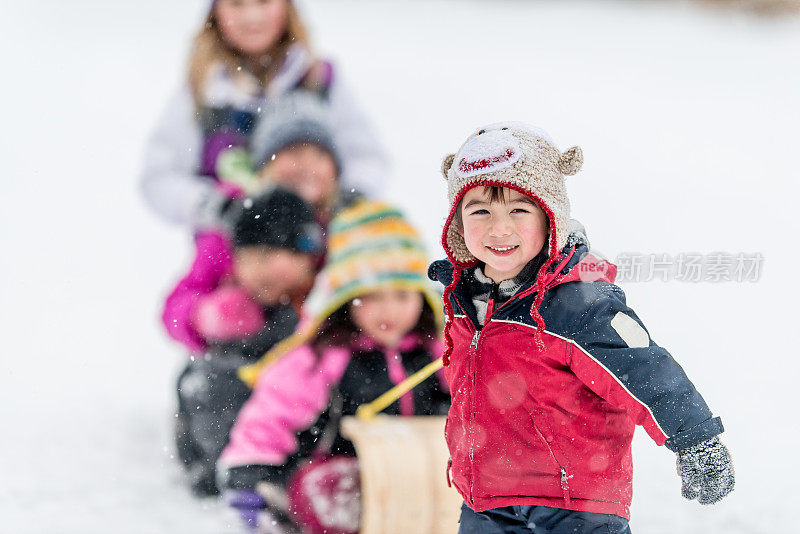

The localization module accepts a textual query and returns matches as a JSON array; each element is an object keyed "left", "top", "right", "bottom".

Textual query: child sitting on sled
[
  {"left": 163, "top": 91, "right": 365, "bottom": 498},
  {"left": 163, "top": 188, "right": 323, "bottom": 496},
  {"left": 428, "top": 123, "right": 735, "bottom": 533},
  {"left": 219, "top": 201, "right": 451, "bottom": 533}
]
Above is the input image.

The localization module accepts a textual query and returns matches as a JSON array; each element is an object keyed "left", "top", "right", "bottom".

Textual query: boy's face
[
  {"left": 234, "top": 246, "right": 316, "bottom": 306},
  {"left": 260, "top": 143, "right": 338, "bottom": 211},
  {"left": 459, "top": 187, "right": 548, "bottom": 283},
  {"left": 349, "top": 289, "right": 424, "bottom": 349}
]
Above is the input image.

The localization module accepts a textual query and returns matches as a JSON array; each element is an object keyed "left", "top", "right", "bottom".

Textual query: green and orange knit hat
[{"left": 239, "top": 200, "right": 443, "bottom": 386}]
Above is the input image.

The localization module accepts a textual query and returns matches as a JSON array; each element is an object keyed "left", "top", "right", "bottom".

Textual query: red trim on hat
[
  {"left": 441, "top": 181, "right": 563, "bottom": 362},
  {"left": 457, "top": 149, "right": 516, "bottom": 175}
]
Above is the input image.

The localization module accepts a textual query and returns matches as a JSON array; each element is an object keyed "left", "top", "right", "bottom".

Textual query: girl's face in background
[
  {"left": 215, "top": 0, "right": 288, "bottom": 59},
  {"left": 350, "top": 289, "right": 424, "bottom": 349},
  {"left": 234, "top": 246, "right": 316, "bottom": 306},
  {"left": 261, "top": 143, "right": 338, "bottom": 212}
]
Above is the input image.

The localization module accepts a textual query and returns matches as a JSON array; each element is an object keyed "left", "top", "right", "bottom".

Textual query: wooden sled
[{"left": 341, "top": 415, "right": 461, "bottom": 534}]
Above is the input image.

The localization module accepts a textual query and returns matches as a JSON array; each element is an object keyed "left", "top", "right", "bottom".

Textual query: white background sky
[{"left": 1, "top": 1, "right": 799, "bottom": 532}]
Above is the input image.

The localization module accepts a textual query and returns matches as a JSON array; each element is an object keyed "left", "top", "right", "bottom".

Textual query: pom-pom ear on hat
[
  {"left": 559, "top": 146, "right": 583, "bottom": 176},
  {"left": 441, "top": 153, "right": 455, "bottom": 180}
]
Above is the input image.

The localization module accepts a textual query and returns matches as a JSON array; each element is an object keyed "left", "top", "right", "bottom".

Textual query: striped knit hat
[
  {"left": 239, "top": 200, "right": 443, "bottom": 386},
  {"left": 439, "top": 122, "right": 583, "bottom": 362}
]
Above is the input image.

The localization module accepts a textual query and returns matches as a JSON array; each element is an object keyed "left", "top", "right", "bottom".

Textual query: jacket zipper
[
  {"left": 467, "top": 292, "right": 492, "bottom": 505},
  {"left": 560, "top": 468, "right": 572, "bottom": 506},
  {"left": 531, "top": 420, "right": 571, "bottom": 506},
  {"left": 468, "top": 326, "right": 480, "bottom": 504}
]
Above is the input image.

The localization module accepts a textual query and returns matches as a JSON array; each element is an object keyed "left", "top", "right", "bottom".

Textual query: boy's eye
[
  {"left": 511, "top": 208, "right": 530, "bottom": 214},
  {"left": 468, "top": 209, "right": 490, "bottom": 215}
]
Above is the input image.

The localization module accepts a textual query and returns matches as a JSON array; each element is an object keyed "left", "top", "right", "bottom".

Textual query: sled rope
[{"left": 356, "top": 358, "right": 444, "bottom": 420}]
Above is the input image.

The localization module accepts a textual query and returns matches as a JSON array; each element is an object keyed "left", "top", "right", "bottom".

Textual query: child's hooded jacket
[{"left": 431, "top": 123, "right": 724, "bottom": 519}]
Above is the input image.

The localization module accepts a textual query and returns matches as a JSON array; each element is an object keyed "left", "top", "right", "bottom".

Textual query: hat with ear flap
[
  {"left": 438, "top": 123, "right": 583, "bottom": 364},
  {"left": 440, "top": 122, "right": 583, "bottom": 266}
]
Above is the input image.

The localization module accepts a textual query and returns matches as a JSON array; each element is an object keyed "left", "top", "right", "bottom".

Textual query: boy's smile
[
  {"left": 485, "top": 244, "right": 518, "bottom": 256},
  {"left": 459, "top": 186, "right": 549, "bottom": 283}
]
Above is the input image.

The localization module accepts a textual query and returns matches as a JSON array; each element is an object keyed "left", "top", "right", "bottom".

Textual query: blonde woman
[{"left": 141, "top": 0, "right": 388, "bottom": 228}]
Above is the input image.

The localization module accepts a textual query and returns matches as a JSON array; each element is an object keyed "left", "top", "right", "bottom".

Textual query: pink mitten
[{"left": 192, "top": 286, "right": 265, "bottom": 342}]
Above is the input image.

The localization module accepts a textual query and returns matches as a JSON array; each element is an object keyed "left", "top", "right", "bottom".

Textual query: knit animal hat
[
  {"left": 439, "top": 123, "right": 583, "bottom": 363},
  {"left": 238, "top": 200, "right": 444, "bottom": 386},
  {"left": 249, "top": 90, "right": 341, "bottom": 171},
  {"left": 441, "top": 122, "right": 583, "bottom": 266}
]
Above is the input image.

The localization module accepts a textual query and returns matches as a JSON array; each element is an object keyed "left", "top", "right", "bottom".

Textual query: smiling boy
[{"left": 428, "top": 123, "right": 734, "bottom": 533}]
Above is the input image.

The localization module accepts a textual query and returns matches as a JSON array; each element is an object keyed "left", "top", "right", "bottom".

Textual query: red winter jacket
[{"left": 429, "top": 245, "right": 723, "bottom": 519}]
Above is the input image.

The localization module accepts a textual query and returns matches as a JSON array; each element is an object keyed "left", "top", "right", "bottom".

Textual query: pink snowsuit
[
  {"left": 219, "top": 334, "right": 448, "bottom": 471},
  {"left": 162, "top": 231, "right": 236, "bottom": 354}
]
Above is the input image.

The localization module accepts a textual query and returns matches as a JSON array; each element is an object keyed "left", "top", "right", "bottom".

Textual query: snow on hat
[
  {"left": 249, "top": 90, "right": 340, "bottom": 171},
  {"left": 233, "top": 186, "right": 324, "bottom": 254},
  {"left": 238, "top": 200, "right": 443, "bottom": 386},
  {"left": 438, "top": 122, "right": 583, "bottom": 363}
]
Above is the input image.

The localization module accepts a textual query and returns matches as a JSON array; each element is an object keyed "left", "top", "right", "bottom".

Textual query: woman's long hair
[{"left": 188, "top": 1, "right": 311, "bottom": 104}]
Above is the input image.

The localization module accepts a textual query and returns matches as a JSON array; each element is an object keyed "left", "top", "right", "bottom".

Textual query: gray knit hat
[
  {"left": 250, "top": 90, "right": 341, "bottom": 170},
  {"left": 440, "top": 122, "right": 583, "bottom": 265}
]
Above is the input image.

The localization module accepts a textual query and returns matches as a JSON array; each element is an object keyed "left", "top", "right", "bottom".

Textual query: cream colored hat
[{"left": 440, "top": 122, "right": 583, "bottom": 265}]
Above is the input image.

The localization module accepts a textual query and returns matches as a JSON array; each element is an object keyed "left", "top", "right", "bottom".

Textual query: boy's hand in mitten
[
  {"left": 676, "top": 436, "right": 735, "bottom": 504},
  {"left": 227, "top": 489, "right": 267, "bottom": 530},
  {"left": 192, "top": 286, "right": 265, "bottom": 343}
]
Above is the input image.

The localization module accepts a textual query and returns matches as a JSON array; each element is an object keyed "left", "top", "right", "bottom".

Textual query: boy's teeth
[{"left": 489, "top": 245, "right": 515, "bottom": 251}]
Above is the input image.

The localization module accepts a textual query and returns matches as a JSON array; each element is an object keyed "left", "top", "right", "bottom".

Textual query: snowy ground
[{"left": 1, "top": 1, "right": 799, "bottom": 532}]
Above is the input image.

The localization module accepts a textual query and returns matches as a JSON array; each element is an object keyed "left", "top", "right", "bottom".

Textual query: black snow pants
[
  {"left": 174, "top": 305, "right": 299, "bottom": 496},
  {"left": 458, "top": 503, "right": 631, "bottom": 534},
  {"left": 175, "top": 354, "right": 252, "bottom": 496}
]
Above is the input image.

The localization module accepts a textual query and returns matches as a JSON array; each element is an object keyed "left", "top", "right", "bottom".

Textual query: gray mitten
[{"left": 676, "top": 436, "right": 735, "bottom": 504}]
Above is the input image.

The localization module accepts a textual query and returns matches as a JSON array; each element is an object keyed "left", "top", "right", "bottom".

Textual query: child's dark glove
[
  {"left": 194, "top": 187, "right": 244, "bottom": 233},
  {"left": 212, "top": 304, "right": 299, "bottom": 361},
  {"left": 676, "top": 436, "right": 735, "bottom": 504}
]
